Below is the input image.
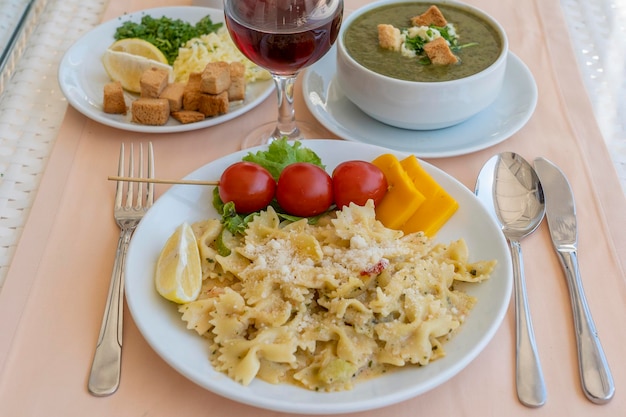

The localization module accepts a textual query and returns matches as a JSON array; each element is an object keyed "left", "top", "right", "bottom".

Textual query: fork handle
[{"left": 88, "top": 228, "right": 132, "bottom": 396}]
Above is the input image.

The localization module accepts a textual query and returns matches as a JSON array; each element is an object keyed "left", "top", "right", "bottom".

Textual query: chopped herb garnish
[
  {"left": 114, "top": 15, "right": 223, "bottom": 64},
  {"left": 400, "top": 24, "right": 477, "bottom": 64}
]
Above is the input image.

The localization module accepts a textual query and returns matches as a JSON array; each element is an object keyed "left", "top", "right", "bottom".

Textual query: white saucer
[{"left": 303, "top": 48, "right": 537, "bottom": 158}]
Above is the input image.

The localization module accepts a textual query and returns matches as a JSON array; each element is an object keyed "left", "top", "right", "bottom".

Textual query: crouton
[
  {"left": 160, "top": 82, "right": 185, "bottom": 112},
  {"left": 201, "top": 61, "right": 231, "bottom": 94},
  {"left": 183, "top": 72, "right": 203, "bottom": 111},
  {"left": 227, "top": 61, "right": 246, "bottom": 101},
  {"left": 198, "top": 91, "right": 229, "bottom": 117},
  {"left": 423, "top": 37, "right": 458, "bottom": 65},
  {"left": 131, "top": 98, "right": 170, "bottom": 125},
  {"left": 140, "top": 67, "right": 170, "bottom": 98},
  {"left": 103, "top": 81, "right": 127, "bottom": 114},
  {"left": 411, "top": 5, "right": 447, "bottom": 27},
  {"left": 171, "top": 110, "right": 206, "bottom": 124},
  {"left": 377, "top": 24, "right": 402, "bottom": 51}
]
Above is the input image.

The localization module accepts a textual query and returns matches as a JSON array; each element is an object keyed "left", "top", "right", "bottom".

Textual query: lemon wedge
[
  {"left": 101, "top": 49, "right": 173, "bottom": 93},
  {"left": 155, "top": 222, "right": 202, "bottom": 304},
  {"left": 109, "top": 38, "right": 169, "bottom": 64}
]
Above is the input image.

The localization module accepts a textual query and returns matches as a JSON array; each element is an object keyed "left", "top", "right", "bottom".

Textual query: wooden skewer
[{"left": 108, "top": 176, "right": 219, "bottom": 186}]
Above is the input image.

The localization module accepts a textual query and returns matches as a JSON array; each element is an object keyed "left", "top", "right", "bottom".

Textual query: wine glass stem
[{"left": 272, "top": 74, "right": 300, "bottom": 140}]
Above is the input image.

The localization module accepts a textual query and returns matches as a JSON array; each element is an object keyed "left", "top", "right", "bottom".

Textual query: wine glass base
[{"left": 240, "top": 121, "right": 325, "bottom": 149}]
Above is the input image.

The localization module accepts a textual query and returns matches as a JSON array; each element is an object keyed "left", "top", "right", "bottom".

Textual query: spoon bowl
[{"left": 475, "top": 152, "right": 547, "bottom": 407}]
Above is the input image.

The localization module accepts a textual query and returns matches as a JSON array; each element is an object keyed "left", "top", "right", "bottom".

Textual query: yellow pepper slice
[
  {"left": 371, "top": 154, "right": 425, "bottom": 229},
  {"left": 399, "top": 155, "right": 459, "bottom": 236}
]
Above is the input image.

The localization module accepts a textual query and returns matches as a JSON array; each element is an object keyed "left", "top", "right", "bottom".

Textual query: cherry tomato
[
  {"left": 276, "top": 162, "right": 333, "bottom": 217},
  {"left": 332, "top": 161, "right": 388, "bottom": 208},
  {"left": 218, "top": 162, "right": 276, "bottom": 214}
]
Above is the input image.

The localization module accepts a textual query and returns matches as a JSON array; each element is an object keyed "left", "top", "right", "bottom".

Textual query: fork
[{"left": 88, "top": 143, "right": 154, "bottom": 396}]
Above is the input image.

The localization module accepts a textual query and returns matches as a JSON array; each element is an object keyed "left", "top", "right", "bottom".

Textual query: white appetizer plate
[
  {"left": 58, "top": 7, "right": 273, "bottom": 133},
  {"left": 303, "top": 49, "right": 537, "bottom": 158},
  {"left": 125, "top": 140, "right": 513, "bottom": 414}
]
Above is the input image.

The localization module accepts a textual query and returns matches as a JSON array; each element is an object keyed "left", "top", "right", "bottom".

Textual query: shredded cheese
[{"left": 172, "top": 27, "right": 271, "bottom": 83}]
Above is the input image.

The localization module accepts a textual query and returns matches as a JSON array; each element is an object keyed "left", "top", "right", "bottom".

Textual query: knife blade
[{"left": 534, "top": 157, "right": 615, "bottom": 404}]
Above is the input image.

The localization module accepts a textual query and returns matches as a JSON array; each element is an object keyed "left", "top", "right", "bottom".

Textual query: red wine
[{"left": 225, "top": 0, "right": 343, "bottom": 75}]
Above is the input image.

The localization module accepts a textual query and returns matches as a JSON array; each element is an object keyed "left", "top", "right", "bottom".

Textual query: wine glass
[{"left": 224, "top": 0, "right": 343, "bottom": 148}]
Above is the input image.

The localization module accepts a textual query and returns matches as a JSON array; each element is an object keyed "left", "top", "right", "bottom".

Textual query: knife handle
[{"left": 557, "top": 249, "right": 615, "bottom": 404}]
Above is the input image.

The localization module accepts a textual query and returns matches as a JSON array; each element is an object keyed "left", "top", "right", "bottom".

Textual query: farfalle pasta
[{"left": 175, "top": 201, "right": 495, "bottom": 391}]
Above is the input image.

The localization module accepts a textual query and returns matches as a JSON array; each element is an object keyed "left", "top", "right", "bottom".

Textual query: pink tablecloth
[{"left": 0, "top": 0, "right": 624, "bottom": 416}]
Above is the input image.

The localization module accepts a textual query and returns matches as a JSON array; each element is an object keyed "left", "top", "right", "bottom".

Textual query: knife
[{"left": 534, "top": 157, "right": 615, "bottom": 404}]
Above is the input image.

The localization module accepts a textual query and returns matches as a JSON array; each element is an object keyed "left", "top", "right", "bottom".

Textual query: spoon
[{"left": 475, "top": 152, "right": 547, "bottom": 407}]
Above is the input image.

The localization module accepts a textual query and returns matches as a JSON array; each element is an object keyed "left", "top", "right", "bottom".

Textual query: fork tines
[{"left": 116, "top": 142, "right": 155, "bottom": 210}]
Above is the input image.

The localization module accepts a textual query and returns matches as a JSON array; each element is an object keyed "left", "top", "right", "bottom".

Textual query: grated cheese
[{"left": 172, "top": 27, "right": 271, "bottom": 83}]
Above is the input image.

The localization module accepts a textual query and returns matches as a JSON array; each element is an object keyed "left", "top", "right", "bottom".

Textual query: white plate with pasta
[
  {"left": 58, "top": 7, "right": 274, "bottom": 133},
  {"left": 125, "top": 140, "right": 513, "bottom": 414}
]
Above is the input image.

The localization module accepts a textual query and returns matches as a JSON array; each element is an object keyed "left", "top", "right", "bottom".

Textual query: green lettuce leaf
[
  {"left": 242, "top": 138, "right": 324, "bottom": 180},
  {"left": 212, "top": 188, "right": 255, "bottom": 235}
]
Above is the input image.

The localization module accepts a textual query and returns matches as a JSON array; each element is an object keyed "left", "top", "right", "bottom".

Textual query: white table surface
[{"left": 0, "top": 0, "right": 624, "bottom": 291}]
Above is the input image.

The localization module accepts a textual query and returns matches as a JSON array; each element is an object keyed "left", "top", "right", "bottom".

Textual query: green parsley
[{"left": 114, "top": 15, "right": 223, "bottom": 65}]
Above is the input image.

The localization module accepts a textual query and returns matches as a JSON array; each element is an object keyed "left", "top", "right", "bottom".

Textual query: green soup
[{"left": 344, "top": 2, "right": 503, "bottom": 82}]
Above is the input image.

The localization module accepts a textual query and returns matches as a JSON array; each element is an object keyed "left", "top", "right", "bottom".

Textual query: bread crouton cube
[
  {"left": 227, "top": 62, "right": 246, "bottom": 101},
  {"left": 131, "top": 98, "right": 170, "bottom": 125},
  {"left": 160, "top": 82, "right": 185, "bottom": 112},
  {"left": 140, "top": 67, "right": 170, "bottom": 98},
  {"left": 377, "top": 24, "right": 402, "bottom": 51},
  {"left": 103, "top": 81, "right": 127, "bottom": 114},
  {"left": 183, "top": 72, "right": 203, "bottom": 111},
  {"left": 198, "top": 91, "right": 229, "bottom": 117},
  {"left": 171, "top": 110, "right": 206, "bottom": 124},
  {"left": 411, "top": 5, "right": 447, "bottom": 27},
  {"left": 200, "top": 61, "right": 231, "bottom": 94},
  {"left": 423, "top": 37, "right": 458, "bottom": 65}
]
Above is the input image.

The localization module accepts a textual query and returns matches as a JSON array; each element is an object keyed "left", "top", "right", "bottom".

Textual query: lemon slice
[
  {"left": 109, "top": 38, "right": 169, "bottom": 64},
  {"left": 155, "top": 222, "right": 202, "bottom": 304},
  {"left": 101, "top": 49, "right": 173, "bottom": 93}
]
